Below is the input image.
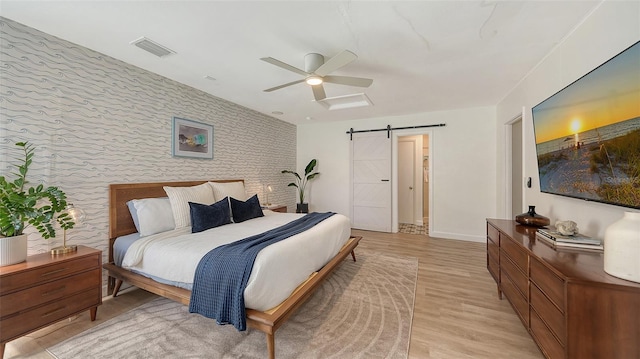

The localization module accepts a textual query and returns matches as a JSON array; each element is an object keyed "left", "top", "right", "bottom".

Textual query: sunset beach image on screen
[{"left": 531, "top": 41, "right": 640, "bottom": 209}]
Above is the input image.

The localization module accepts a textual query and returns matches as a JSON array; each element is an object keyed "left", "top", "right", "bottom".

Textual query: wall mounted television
[{"left": 531, "top": 41, "right": 640, "bottom": 210}]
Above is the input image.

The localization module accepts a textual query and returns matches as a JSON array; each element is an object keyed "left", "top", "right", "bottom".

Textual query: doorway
[
  {"left": 397, "top": 134, "right": 429, "bottom": 235},
  {"left": 507, "top": 114, "right": 524, "bottom": 218}
]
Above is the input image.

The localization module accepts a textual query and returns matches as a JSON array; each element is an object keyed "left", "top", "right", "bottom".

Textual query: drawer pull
[
  {"left": 42, "top": 305, "right": 68, "bottom": 318},
  {"left": 41, "top": 286, "right": 67, "bottom": 297},
  {"left": 41, "top": 268, "right": 68, "bottom": 277}
]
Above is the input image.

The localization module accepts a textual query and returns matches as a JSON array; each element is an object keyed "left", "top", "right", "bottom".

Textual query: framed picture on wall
[{"left": 171, "top": 117, "right": 213, "bottom": 159}]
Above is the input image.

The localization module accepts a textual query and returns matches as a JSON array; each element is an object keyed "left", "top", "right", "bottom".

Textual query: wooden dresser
[
  {"left": 487, "top": 219, "right": 640, "bottom": 359},
  {"left": 0, "top": 245, "right": 102, "bottom": 358}
]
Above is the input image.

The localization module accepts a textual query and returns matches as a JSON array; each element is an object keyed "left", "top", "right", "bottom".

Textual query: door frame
[
  {"left": 392, "top": 129, "right": 433, "bottom": 233},
  {"left": 505, "top": 107, "right": 526, "bottom": 218}
]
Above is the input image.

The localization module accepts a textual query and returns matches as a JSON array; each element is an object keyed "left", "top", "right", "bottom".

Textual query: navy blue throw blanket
[{"left": 189, "top": 211, "right": 336, "bottom": 331}]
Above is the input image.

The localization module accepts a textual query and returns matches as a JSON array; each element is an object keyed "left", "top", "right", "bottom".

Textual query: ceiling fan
[{"left": 261, "top": 50, "right": 373, "bottom": 101}]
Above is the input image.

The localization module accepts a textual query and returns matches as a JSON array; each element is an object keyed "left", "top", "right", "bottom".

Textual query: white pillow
[
  {"left": 127, "top": 198, "right": 175, "bottom": 236},
  {"left": 209, "top": 181, "right": 247, "bottom": 201},
  {"left": 164, "top": 183, "right": 216, "bottom": 228}
]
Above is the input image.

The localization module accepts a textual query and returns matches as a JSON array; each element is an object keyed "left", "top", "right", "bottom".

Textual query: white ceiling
[{"left": 1, "top": 1, "right": 601, "bottom": 125}]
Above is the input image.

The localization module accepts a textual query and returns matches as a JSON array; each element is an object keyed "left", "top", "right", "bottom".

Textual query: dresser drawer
[
  {"left": 0, "top": 268, "right": 100, "bottom": 318},
  {"left": 0, "top": 255, "right": 99, "bottom": 295},
  {"left": 531, "top": 308, "right": 565, "bottom": 359},
  {"left": 531, "top": 284, "right": 565, "bottom": 345},
  {"left": 501, "top": 251, "right": 528, "bottom": 299},
  {"left": 501, "top": 272, "right": 529, "bottom": 327},
  {"left": 488, "top": 255, "right": 499, "bottom": 283},
  {"left": 487, "top": 237, "right": 499, "bottom": 263},
  {"left": 530, "top": 257, "right": 565, "bottom": 311},
  {"left": 487, "top": 224, "right": 500, "bottom": 245},
  {"left": 501, "top": 236, "right": 528, "bottom": 274},
  {"left": 0, "top": 287, "right": 100, "bottom": 342}
]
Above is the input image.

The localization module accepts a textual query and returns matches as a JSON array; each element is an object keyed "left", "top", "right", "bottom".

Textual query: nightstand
[
  {"left": 264, "top": 205, "right": 287, "bottom": 213},
  {"left": 0, "top": 245, "right": 102, "bottom": 358}
]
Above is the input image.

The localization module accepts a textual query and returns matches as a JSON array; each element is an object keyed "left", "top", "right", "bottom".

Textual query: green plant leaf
[{"left": 304, "top": 159, "right": 317, "bottom": 176}]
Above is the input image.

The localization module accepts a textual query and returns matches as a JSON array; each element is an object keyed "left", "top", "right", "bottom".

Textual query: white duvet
[{"left": 122, "top": 210, "right": 351, "bottom": 311}]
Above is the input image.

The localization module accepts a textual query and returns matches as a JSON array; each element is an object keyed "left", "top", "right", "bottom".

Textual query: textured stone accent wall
[{"left": 0, "top": 18, "right": 296, "bottom": 286}]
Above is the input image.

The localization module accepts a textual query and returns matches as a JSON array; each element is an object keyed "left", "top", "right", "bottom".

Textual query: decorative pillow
[
  {"left": 209, "top": 181, "right": 247, "bottom": 202},
  {"left": 230, "top": 194, "right": 264, "bottom": 223},
  {"left": 189, "top": 197, "right": 232, "bottom": 233},
  {"left": 126, "top": 197, "right": 175, "bottom": 236},
  {"left": 164, "top": 183, "right": 216, "bottom": 228}
]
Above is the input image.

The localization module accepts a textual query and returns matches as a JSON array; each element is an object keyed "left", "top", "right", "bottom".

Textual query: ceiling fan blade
[
  {"left": 260, "top": 57, "right": 308, "bottom": 76},
  {"left": 312, "top": 84, "right": 326, "bottom": 101},
  {"left": 323, "top": 75, "right": 373, "bottom": 88},
  {"left": 264, "top": 79, "right": 305, "bottom": 92},
  {"left": 314, "top": 50, "right": 357, "bottom": 76}
]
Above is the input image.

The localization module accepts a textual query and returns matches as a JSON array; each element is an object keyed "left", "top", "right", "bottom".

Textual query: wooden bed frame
[{"left": 103, "top": 180, "right": 361, "bottom": 359}]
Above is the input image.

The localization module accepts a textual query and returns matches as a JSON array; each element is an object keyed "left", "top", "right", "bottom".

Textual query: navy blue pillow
[
  {"left": 189, "top": 197, "right": 232, "bottom": 233},
  {"left": 230, "top": 194, "right": 264, "bottom": 223}
]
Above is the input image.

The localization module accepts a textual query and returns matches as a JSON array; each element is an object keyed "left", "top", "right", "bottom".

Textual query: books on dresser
[{"left": 536, "top": 228, "right": 603, "bottom": 251}]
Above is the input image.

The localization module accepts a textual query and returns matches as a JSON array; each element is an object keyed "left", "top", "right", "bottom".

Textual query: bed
[{"left": 103, "top": 180, "right": 361, "bottom": 359}]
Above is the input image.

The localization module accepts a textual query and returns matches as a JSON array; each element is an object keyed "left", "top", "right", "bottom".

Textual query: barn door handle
[{"left": 381, "top": 179, "right": 389, "bottom": 182}]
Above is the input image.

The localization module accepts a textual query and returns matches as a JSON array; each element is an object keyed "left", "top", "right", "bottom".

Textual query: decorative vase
[
  {"left": 0, "top": 234, "right": 28, "bottom": 266},
  {"left": 296, "top": 203, "right": 309, "bottom": 213},
  {"left": 515, "top": 205, "right": 550, "bottom": 227},
  {"left": 604, "top": 212, "right": 640, "bottom": 283}
]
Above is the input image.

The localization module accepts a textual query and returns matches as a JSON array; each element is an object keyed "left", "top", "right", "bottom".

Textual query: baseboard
[{"left": 428, "top": 230, "right": 485, "bottom": 243}]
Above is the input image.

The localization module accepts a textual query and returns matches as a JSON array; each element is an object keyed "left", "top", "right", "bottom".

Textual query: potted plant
[
  {"left": 0, "top": 142, "right": 75, "bottom": 266},
  {"left": 282, "top": 159, "right": 320, "bottom": 213}
]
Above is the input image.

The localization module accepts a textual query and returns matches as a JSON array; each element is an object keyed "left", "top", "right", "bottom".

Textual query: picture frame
[{"left": 171, "top": 117, "right": 213, "bottom": 159}]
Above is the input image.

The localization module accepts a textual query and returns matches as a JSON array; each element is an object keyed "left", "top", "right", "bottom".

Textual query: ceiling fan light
[{"left": 306, "top": 76, "right": 323, "bottom": 86}]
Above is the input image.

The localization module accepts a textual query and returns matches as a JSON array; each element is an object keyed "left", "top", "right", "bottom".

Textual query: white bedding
[{"left": 121, "top": 210, "right": 352, "bottom": 311}]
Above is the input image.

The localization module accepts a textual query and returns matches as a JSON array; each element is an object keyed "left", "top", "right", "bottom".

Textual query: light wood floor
[{"left": 5, "top": 230, "right": 543, "bottom": 359}]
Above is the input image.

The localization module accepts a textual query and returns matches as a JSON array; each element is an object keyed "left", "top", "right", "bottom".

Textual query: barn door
[{"left": 350, "top": 132, "right": 391, "bottom": 232}]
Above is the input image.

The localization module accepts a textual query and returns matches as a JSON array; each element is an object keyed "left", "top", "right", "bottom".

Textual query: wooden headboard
[{"left": 109, "top": 179, "right": 244, "bottom": 240}]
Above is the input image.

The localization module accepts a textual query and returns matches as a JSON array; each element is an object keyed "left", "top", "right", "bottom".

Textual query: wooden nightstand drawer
[
  {"left": 0, "top": 288, "right": 100, "bottom": 343},
  {"left": 0, "top": 246, "right": 102, "bottom": 354},
  {"left": 0, "top": 268, "right": 100, "bottom": 318},
  {"left": 0, "top": 255, "right": 99, "bottom": 295}
]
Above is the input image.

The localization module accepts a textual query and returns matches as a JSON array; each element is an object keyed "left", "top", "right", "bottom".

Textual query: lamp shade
[{"left": 67, "top": 204, "right": 86, "bottom": 226}]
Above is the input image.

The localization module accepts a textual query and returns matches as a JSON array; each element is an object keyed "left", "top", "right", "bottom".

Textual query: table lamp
[
  {"left": 51, "top": 203, "right": 86, "bottom": 255},
  {"left": 265, "top": 184, "right": 273, "bottom": 206}
]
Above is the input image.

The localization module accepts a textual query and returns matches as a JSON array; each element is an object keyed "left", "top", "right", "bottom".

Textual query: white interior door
[
  {"left": 398, "top": 140, "right": 415, "bottom": 224},
  {"left": 351, "top": 132, "right": 391, "bottom": 232}
]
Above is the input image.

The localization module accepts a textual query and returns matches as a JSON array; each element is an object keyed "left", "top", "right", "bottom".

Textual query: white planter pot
[
  {"left": 604, "top": 212, "right": 640, "bottom": 283},
  {"left": 0, "top": 234, "right": 28, "bottom": 266}
]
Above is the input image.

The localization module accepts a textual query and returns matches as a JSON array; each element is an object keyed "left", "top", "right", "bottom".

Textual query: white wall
[
  {"left": 496, "top": 1, "right": 640, "bottom": 238},
  {"left": 298, "top": 106, "right": 496, "bottom": 242}
]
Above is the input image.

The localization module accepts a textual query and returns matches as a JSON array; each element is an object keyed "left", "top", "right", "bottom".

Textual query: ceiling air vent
[
  {"left": 130, "top": 37, "right": 175, "bottom": 58},
  {"left": 316, "top": 93, "right": 373, "bottom": 110}
]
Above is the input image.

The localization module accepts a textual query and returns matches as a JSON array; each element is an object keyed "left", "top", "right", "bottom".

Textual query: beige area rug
[{"left": 48, "top": 250, "right": 418, "bottom": 359}]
